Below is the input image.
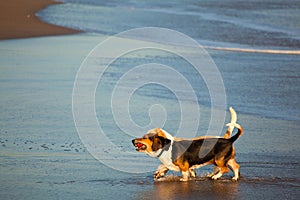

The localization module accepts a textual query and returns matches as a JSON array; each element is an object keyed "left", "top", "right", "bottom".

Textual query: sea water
[
  {"left": 37, "top": 0, "right": 300, "bottom": 121},
  {"left": 38, "top": 0, "right": 300, "bottom": 49}
]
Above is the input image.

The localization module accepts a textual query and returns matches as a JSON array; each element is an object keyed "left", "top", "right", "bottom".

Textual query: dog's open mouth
[{"left": 134, "top": 142, "right": 147, "bottom": 151}]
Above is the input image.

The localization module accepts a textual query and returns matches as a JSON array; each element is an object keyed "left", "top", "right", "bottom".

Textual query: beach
[
  {"left": 0, "top": 0, "right": 299, "bottom": 199},
  {"left": 0, "top": 0, "right": 80, "bottom": 39}
]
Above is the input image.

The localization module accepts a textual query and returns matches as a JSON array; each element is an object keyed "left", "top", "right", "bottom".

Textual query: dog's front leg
[
  {"left": 189, "top": 168, "right": 196, "bottom": 178},
  {"left": 153, "top": 164, "right": 169, "bottom": 180},
  {"left": 180, "top": 171, "right": 189, "bottom": 182}
]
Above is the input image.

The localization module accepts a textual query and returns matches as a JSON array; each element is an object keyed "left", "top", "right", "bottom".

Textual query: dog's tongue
[{"left": 137, "top": 143, "right": 143, "bottom": 148}]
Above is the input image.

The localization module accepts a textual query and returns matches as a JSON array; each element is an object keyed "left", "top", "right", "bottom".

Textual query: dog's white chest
[{"left": 158, "top": 143, "right": 180, "bottom": 171}]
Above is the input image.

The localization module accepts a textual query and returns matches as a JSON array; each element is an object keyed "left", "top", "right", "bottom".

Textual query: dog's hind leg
[
  {"left": 206, "top": 166, "right": 219, "bottom": 178},
  {"left": 211, "top": 166, "right": 230, "bottom": 180},
  {"left": 211, "top": 157, "right": 230, "bottom": 180},
  {"left": 228, "top": 158, "right": 240, "bottom": 181}
]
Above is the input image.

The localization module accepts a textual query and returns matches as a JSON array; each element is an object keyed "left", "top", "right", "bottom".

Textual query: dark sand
[{"left": 0, "top": 0, "right": 80, "bottom": 39}]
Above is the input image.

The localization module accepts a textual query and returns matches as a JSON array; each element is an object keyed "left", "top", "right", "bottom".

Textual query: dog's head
[{"left": 132, "top": 128, "right": 172, "bottom": 157}]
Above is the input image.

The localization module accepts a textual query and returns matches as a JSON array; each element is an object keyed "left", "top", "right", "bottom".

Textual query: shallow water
[
  {"left": 0, "top": 147, "right": 299, "bottom": 200},
  {"left": 0, "top": 35, "right": 299, "bottom": 199},
  {"left": 0, "top": 150, "right": 299, "bottom": 199}
]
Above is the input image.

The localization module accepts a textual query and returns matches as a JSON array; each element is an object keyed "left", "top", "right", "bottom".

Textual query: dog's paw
[
  {"left": 211, "top": 174, "right": 221, "bottom": 180},
  {"left": 211, "top": 171, "right": 223, "bottom": 180},
  {"left": 232, "top": 177, "right": 238, "bottom": 181},
  {"left": 180, "top": 171, "right": 189, "bottom": 182},
  {"left": 153, "top": 171, "right": 165, "bottom": 180},
  {"left": 189, "top": 170, "right": 196, "bottom": 178},
  {"left": 180, "top": 177, "right": 188, "bottom": 182}
]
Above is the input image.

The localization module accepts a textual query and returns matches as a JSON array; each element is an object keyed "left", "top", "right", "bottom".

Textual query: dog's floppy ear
[
  {"left": 152, "top": 136, "right": 171, "bottom": 151},
  {"left": 159, "top": 136, "right": 171, "bottom": 147}
]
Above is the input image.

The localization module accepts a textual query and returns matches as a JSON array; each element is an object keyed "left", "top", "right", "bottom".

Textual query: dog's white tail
[
  {"left": 223, "top": 107, "right": 237, "bottom": 138},
  {"left": 229, "top": 107, "right": 237, "bottom": 133}
]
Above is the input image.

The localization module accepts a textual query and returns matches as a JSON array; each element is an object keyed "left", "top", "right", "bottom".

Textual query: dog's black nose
[{"left": 132, "top": 139, "right": 135, "bottom": 145}]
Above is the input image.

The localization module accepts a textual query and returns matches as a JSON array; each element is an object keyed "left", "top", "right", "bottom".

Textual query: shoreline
[{"left": 0, "top": 0, "right": 81, "bottom": 40}]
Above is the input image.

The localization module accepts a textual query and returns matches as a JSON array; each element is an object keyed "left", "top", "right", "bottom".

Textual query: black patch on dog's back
[{"left": 172, "top": 138, "right": 232, "bottom": 166}]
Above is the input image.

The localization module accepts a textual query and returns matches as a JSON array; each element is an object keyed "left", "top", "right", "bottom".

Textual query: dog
[
  {"left": 151, "top": 107, "right": 238, "bottom": 180},
  {"left": 132, "top": 114, "right": 243, "bottom": 181},
  {"left": 132, "top": 107, "right": 240, "bottom": 181}
]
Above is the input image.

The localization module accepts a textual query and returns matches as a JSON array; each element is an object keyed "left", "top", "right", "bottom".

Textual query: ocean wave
[{"left": 204, "top": 46, "right": 300, "bottom": 55}]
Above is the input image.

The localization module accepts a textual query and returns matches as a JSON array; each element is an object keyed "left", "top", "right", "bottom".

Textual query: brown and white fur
[
  {"left": 132, "top": 112, "right": 243, "bottom": 181},
  {"left": 187, "top": 107, "right": 238, "bottom": 179}
]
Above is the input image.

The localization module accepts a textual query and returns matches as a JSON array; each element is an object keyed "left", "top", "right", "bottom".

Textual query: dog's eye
[{"left": 148, "top": 136, "right": 154, "bottom": 140}]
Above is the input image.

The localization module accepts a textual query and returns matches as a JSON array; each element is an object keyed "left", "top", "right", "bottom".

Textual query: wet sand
[
  {"left": 0, "top": 34, "right": 299, "bottom": 199},
  {"left": 0, "top": 0, "right": 80, "bottom": 40}
]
